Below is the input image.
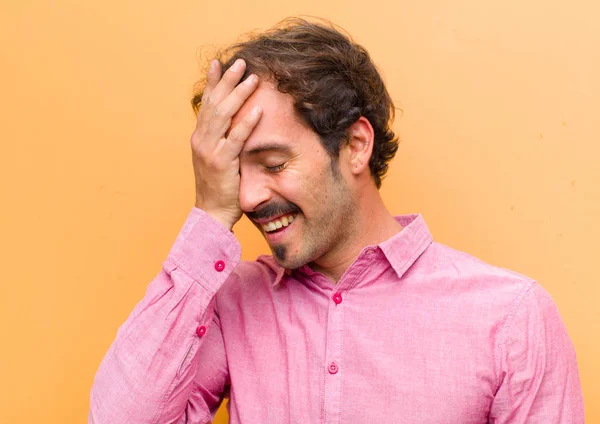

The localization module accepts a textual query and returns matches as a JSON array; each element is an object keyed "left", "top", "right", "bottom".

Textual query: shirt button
[
  {"left": 332, "top": 292, "right": 342, "bottom": 304},
  {"left": 214, "top": 260, "right": 225, "bottom": 272},
  {"left": 328, "top": 362, "right": 339, "bottom": 374},
  {"left": 196, "top": 325, "right": 206, "bottom": 337},
  {"left": 366, "top": 248, "right": 375, "bottom": 255}
]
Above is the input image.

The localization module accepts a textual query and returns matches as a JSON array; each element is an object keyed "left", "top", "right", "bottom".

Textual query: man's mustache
[{"left": 246, "top": 201, "right": 302, "bottom": 221}]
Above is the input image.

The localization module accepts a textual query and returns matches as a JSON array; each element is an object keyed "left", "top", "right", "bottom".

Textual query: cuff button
[{"left": 214, "top": 260, "right": 225, "bottom": 272}]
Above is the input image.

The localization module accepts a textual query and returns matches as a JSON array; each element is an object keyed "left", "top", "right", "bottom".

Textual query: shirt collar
[
  {"left": 260, "top": 214, "right": 433, "bottom": 287},
  {"left": 378, "top": 214, "right": 433, "bottom": 279},
  {"left": 256, "top": 255, "right": 287, "bottom": 287}
]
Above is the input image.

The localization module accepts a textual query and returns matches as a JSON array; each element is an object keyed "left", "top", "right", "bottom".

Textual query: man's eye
[{"left": 265, "top": 163, "right": 286, "bottom": 173}]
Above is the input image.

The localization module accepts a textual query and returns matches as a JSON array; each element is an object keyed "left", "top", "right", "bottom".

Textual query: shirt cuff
[{"left": 167, "top": 207, "right": 242, "bottom": 294}]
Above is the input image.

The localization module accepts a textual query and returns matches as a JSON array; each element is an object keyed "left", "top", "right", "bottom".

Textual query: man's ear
[{"left": 345, "top": 116, "right": 374, "bottom": 177}]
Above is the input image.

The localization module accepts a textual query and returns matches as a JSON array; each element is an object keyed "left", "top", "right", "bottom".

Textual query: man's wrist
[{"left": 194, "top": 206, "right": 235, "bottom": 232}]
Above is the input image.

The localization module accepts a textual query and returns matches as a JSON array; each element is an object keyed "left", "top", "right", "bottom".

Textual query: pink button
[
  {"left": 214, "top": 260, "right": 225, "bottom": 272},
  {"left": 333, "top": 292, "right": 342, "bottom": 304},
  {"left": 196, "top": 325, "right": 206, "bottom": 337},
  {"left": 328, "top": 362, "right": 339, "bottom": 374}
]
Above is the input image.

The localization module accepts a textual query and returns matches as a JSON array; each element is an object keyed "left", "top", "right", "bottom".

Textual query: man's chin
[{"left": 269, "top": 244, "right": 307, "bottom": 270}]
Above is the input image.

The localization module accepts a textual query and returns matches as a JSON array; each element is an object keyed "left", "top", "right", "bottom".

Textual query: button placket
[{"left": 322, "top": 286, "right": 345, "bottom": 423}]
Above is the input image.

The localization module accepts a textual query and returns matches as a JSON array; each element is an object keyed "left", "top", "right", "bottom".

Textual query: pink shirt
[{"left": 89, "top": 208, "right": 584, "bottom": 423}]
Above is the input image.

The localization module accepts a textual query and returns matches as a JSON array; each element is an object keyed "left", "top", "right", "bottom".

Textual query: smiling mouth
[{"left": 261, "top": 213, "right": 297, "bottom": 233}]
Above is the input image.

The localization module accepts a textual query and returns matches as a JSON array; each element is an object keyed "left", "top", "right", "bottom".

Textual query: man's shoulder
[
  {"left": 415, "top": 240, "right": 537, "bottom": 300},
  {"left": 411, "top": 241, "right": 558, "bottom": 342}
]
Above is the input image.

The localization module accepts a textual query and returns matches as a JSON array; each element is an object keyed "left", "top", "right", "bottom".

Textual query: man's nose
[{"left": 239, "top": 171, "right": 272, "bottom": 213}]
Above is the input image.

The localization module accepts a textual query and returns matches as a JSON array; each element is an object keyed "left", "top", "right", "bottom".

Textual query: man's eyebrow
[{"left": 243, "top": 143, "right": 293, "bottom": 157}]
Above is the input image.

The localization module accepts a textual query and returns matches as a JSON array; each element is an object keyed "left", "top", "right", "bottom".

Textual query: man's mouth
[{"left": 261, "top": 213, "right": 297, "bottom": 233}]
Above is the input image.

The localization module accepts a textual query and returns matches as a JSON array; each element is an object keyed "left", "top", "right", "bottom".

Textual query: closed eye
[{"left": 264, "top": 163, "right": 286, "bottom": 173}]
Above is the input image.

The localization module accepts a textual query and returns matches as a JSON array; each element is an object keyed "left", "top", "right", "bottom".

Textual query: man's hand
[{"left": 191, "top": 59, "right": 262, "bottom": 230}]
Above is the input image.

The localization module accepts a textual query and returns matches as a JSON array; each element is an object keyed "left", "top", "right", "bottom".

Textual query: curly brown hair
[{"left": 191, "top": 18, "right": 399, "bottom": 188}]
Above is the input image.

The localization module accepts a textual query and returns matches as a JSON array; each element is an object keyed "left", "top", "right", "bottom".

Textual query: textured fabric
[{"left": 89, "top": 208, "right": 584, "bottom": 424}]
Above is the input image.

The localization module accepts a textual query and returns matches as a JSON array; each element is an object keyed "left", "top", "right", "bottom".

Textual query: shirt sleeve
[
  {"left": 89, "top": 208, "right": 242, "bottom": 424},
  {"left": 489, "top": 283, "right": 585, "bottom": 423}
]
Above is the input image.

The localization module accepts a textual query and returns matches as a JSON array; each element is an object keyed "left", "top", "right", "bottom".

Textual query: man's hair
[{"left": 192, "top": 18, "right": 399, "bottom": 188}]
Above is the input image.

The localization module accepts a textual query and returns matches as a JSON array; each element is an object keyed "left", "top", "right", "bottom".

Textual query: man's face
[{"left": 234, "top": 81, "right": 357, "bottom": 269}]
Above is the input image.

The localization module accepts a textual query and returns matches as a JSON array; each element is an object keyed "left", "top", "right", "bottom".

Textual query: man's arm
[
  {"left": 90, "top": 59, "right": 262, "bottom": 423},
  {"left": 89, "top": 208, "right": 239, "bottom": 424},
  {"left": 489, "top": 283, "right": 585, "bottom": 423}
]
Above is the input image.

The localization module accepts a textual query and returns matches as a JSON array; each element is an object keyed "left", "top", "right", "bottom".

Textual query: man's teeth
[{"left": 262, "top": 214, "right": 295, "bottom": 232}]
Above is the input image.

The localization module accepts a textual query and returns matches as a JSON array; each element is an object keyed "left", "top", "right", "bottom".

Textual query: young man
[{"left": 90, "top": 19, "right": 584, "bottom": 423}]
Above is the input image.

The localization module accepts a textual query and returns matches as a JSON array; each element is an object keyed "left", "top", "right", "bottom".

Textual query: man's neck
[{"left": 309, "top": 193, "right": 402, "bottom": 283}]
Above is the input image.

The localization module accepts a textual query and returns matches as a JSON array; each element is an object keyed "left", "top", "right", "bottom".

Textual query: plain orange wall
[{"left": 1, "top": 0, "right": 598, "bottom": 422}]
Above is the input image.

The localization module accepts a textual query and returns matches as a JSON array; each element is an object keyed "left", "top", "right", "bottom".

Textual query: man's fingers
[
  {"left": 203, "top": 73, "right": 259, "bottom": 140},
  {"left": 200, "top": 59, "right": 246, "bottom": 115},
  {"left": 209, "top": 59, "right": 247, "bottom": 103},
  {"left": 197, "top": 59, "right": 252, "bottom": 134},
  {"left": 220, "top": 106, "right": 263, "bottom": 159},
  {"left": 201, "top": 60, "right": 222, "bottom": 106}
]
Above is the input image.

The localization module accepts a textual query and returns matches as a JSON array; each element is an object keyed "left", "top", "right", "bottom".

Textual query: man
[{"left": 89, "top": 18, "right": 584, "bottom": 423}]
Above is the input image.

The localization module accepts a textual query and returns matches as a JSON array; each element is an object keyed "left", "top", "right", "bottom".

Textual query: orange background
[{"left": 1, "top": 0, "right": 598, "bottom": 422}]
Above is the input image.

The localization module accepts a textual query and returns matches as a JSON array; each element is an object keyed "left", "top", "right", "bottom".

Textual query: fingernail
[
  {"left": 232, "top": 59, "right": 244, "bottom": 71},
  {"left": 209, "top": 60, "right": 217, "bottom": 73},
  {"left": 251, "top": 106, "right": 261, "bottom": 116},
  {"left": 245, "top": 74, "right": 257, "bottom": 85}
]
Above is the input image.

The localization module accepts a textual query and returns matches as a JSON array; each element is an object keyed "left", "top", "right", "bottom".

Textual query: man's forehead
[
  {"left": 233, "top": 81, "right": 293, "bottom": 124},
  {"left": 235, "top": 82, "right": 303, "bottom": 155}
]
